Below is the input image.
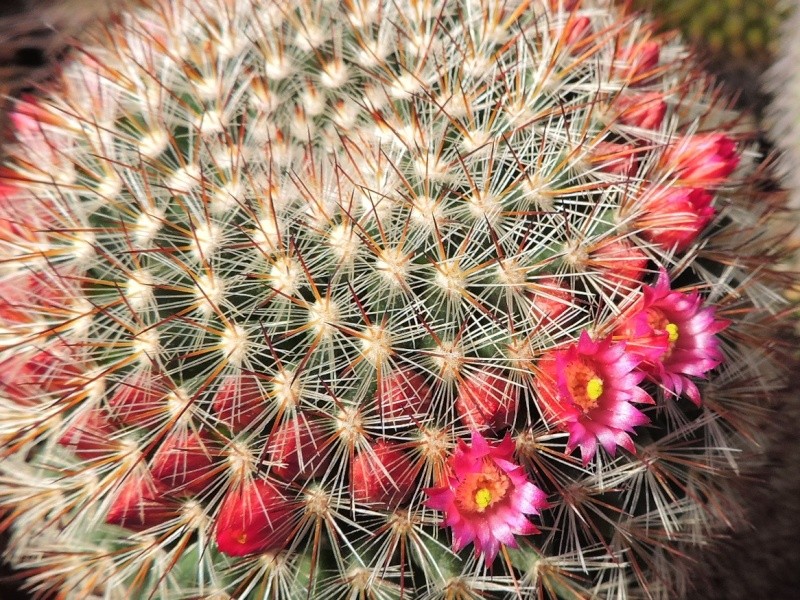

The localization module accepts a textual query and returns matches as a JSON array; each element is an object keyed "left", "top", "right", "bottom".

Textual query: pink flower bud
[
  {"left": 587, "top": 238, "right": 649, "bottom": 290},
  {"left": 58, "top": 407, "right": 120, "bottom": 460},
  {"left": 660, "top": 134, "right": 739, "bottom": 185},
  {"left": 213, "top": 373, "right": 266, "bottom": 433},
  {"left": 616, "top": 40, "right": 660, "bottom": 84},
  {"left": 614, "top": 92, "right": 667, "bottom": 129},
  {"left": 563, "top": 16, "right": 592, "bottom": 47},
  {"left": 376, "top": 367, "right": 433, "bottom": 422},
  {"left": 590, "top": 141, "right": 639, "bottom": 177},
  {"left": 634, "top": 186, "right": 715, "bottom": 252},
  {"left": 267, "top": 415, "right": 331, "bottom": 481},
  {"left": 528, "top": 277, "right": 574, "bottom": 325},
  {"left": 108, "top": 371, "right": 170, "bottom": 427},
  {"left": 105, "top": 471, "right": 176, "bottom": 531},
  {"left": 0, "top": 269, "right": 78, "bottom": 324},
  {"left": 0, "top": 342, "right": 83, "bottom": 405},
  {"left": 215, "top": 479, "right": 297, "bottom": 556},
  {"left": 455, "top": 368, "right": 518, "bottom": 431},
  {"left": 151, "top": 430, "right": 219, "bottom": 495},
  {"left": 351, "top": 439, "right": 417, "bottom": 508}
]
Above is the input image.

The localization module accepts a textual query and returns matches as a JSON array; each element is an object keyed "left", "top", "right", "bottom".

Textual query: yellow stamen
[
  {"left": 474, "top": 488, "right": 492, "bottom": 509},
  {"left": 665, "top": 323, "right": 679, "bottom": 343},
  {"left": 586, "top": 376, "right": 604, "bottom": 401},
  {"left": 236, "top": 532, "right": 248, "bottom": 544}
]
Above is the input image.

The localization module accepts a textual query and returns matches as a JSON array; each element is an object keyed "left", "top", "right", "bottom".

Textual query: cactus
[
  {"left": 766, "top": 2, "right": 800, "bottom": 268},
  {"left": 632, "top": 0, "right": 787, "bottom": 61},
  {"left": 0, "top": 0, "right": 793, "bottom": 598}
]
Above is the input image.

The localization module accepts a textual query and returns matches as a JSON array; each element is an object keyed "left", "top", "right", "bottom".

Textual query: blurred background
[{"left": 0, "top": 0, "right": 798, "bottom": 598}]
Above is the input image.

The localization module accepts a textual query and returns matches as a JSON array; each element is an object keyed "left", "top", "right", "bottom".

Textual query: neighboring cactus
[
  {"left": 766, "top": 2, "right": 800, "bottom": 254},
  {"left": 0, "top": 1, "right": 793, "bottom": 599},
  {"left": 632, "top": 0, "right": 787, "bottom": 61}
]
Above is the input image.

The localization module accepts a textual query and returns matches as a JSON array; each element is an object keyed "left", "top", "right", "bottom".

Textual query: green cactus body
[
  {"left": 0, "top": 1, "right": 793, "bottom": 599},
  {"left": 633, "top": 0, "right": 787, "bottom": 60}
]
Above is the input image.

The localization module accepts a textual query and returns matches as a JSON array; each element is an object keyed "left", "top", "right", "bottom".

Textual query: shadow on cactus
[{"left": 0, "top": 0, "right": 794, "bottom": 598}]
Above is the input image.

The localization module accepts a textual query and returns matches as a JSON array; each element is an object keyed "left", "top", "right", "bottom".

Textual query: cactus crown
[{"left": 0, "top": 1, "right": 792, "bottom": 599}]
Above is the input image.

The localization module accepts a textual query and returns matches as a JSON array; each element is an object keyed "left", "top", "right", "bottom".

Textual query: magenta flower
[
  {"left": 425, "top": 431, "right": 547, "bottom": 565},
  {"left": 660, "top": 133, "right": 739, "bottom": 186},
  {"left": 615, "top": 270, "right": 728, "bottom": 405},
  {"left": 536, "top": 332, "right": 652, "bottom": 463}
]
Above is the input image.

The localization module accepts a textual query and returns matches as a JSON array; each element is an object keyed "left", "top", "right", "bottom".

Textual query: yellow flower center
[
  {"left": 454, "top": 461, "right": 510, "bottom": 514},
  {"left": 474, "top": 488, "right": 492, "bottom": 509},
  {"left": 586, "top": 376, "right": 604, "bottom": 401},
  {"left": 565, "top": 361, "right": 604, "bottom": 412},
  {"left": 665, "top": 322, "right": 679, "bottom": 343}
]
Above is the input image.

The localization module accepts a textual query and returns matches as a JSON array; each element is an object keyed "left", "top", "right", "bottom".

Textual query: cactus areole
[{"left": 0, "top": 0, "right": 792, "bottom": 598}]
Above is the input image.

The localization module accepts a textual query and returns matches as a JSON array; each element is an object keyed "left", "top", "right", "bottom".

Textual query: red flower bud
[
  {"left": 108, "top": 371, "right": 170, "bottom": 427},
  {"left": 351, "top": 439, "right": 417, "bottom": 509},
  {"left": 151, "top": 430, "right": 219, "bottom": 495},
  {"left": 105, "top": 471, "right": 176, "bottom": 531},
  {"left": 528, "top": 277, "right": 574, "bottom": 325},
  {"left": 58, "top": 407, "right": 120, "bottom": 460},
  {"left": 590, "top": 142, "right": 639, "bottom": 177},
  {"left": 267, "top": 415, "right": 331, "bottom": 481},
  {"left": 563, "top": 16, "right": 592, "bottom": 47},
  {"left": 614, "top": 92, "right": 666, "bottom": 129},
  {"left": 0, "top": 342, "right": 83, "bottom": 405},
  {"left": 213, "top": 373, "right": 266, "bottom": 433},
  {"left": 376, "top": 367, "right": 433, "bottom": 422},
  {"left": 634, "top": 186, "right": 715, "bottom": 252},
  {"left": 660, "top": 134, "right": 739, "bottom": 186},
  {"left": 616, "top": 40, "right": 660, "bottom": 84},
  {"left": 587, "top": 238, "right": 648, "bottom": 291},
  {"left": 215, "top": 479, "right": 297, "bottom": 557},
  {"left": 455, "top": 368, "right": 518, "bottom": 431}
]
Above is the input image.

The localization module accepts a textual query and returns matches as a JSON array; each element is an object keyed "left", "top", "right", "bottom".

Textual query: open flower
[
  {"left": 425, "top": 431, "right": 547, "bottom": 565},
  {"left": 615, "top": 270, "right": 728, "bottom": 405},
  {"left": 536, "top": 332, "right": 652, "bottom": 463}
]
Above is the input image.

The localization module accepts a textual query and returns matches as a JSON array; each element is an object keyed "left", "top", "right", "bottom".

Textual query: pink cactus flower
[
  {"left": 634, "top": 186, "right": 715, "bottom": 252},
  {"left": 537, "top": 332, "right": 652, "bottom": 463},
  {"left": 660, "top": 133, "right": 739, "bottom": 185},
  {"left": 615, "top": 270, "right": 728, "bottom": 405},
  {"left": 425, "top": 431, "right": 547, "bottom": 565}
]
